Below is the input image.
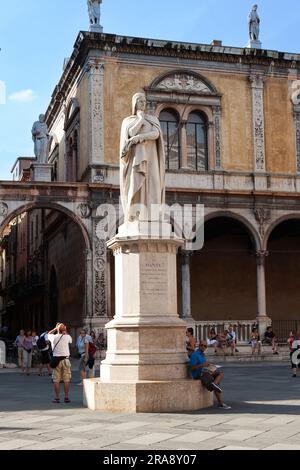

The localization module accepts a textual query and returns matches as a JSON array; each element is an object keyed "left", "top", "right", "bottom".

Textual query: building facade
[{"left": 2, "top": 31, "right": 300, "bottom": 340}]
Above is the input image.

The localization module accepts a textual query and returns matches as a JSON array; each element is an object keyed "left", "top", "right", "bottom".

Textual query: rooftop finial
[{"left": 87, "top": 0, "right": 103, "bottom": 33}]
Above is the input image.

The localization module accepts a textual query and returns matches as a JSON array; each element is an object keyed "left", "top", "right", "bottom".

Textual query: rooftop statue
[
  {"left": 248, "top": 4, "right": 260, "bottom": 41},
  {"left": 31, "top": 114, "right": 49, "bottom": 164}
]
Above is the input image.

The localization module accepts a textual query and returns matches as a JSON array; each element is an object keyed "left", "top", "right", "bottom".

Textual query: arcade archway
[{"left": 0, "top": 205, "right": 89, "bottom": 337}]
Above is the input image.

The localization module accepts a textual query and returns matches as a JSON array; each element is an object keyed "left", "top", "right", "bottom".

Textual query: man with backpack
[{"left": 37, "top": 330, "right": 52, "bottom": 376}]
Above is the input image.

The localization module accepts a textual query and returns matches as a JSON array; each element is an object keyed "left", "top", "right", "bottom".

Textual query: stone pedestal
[
  {"left": 247, "top": 40, "right": 262, "bottom": 49},
  {"left": 84, "top": 224, "right": 213, "bottom": 412},
  {"left": 30, "top": 163, "right": 53, "bottom": 182},
  {"left": 90, "top": 25, "right": 103, "bottom": 33}
]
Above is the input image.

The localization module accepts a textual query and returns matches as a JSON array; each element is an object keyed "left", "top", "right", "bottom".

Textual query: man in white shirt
[{"left": 47, "top": 323, "right": 72, "bottom": 404}]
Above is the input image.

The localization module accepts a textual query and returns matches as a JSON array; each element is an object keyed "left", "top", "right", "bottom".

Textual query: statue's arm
[
  {"left": 139, "top": 128, "right": 160, "bottom": 142},
  {"left": 128, "top": 118, "right": 145, "bottom": 138}
]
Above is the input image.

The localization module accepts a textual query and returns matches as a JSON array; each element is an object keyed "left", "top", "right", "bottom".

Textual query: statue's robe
[{"left": 120, "top": 114, "right": 165, "bottom": 221}]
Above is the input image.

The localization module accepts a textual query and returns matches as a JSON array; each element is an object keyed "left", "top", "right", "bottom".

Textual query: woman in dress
[{"left": 21, "top": 330, "right": 33, "bottom": 375}]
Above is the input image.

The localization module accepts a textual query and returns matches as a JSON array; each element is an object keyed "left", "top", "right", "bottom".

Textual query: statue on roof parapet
[
  {"left": 87, "top": 0, "right": 103, "bottom": 33},
  {"left": 247, "top": 5, "right": 262, "bottom": 49}
]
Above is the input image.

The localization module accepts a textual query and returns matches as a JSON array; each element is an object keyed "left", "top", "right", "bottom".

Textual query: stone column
[
  {"left": 256, "top": 250, "right": 271, "bottom": 336},
  {"left": 181, "top": 250, "right": 193, "bottom": 320},
  {"left": 249, "top": 74, "right": 266, "bottom": 172},
  {"left": 293, "top": 105, "right": 300, "bottom": 173},
  {"left": 212, "top": 106, "right": 222, "bottom": 169},
  {"left": 86, "top": 59, "right": 105, "bottom": 165},
  {"left": 180, "top": 120, "right": 188, "bottom": 169}
]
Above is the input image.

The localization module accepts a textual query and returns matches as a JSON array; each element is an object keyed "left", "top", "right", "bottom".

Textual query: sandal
[
  {"left": 52, "top": 398, "right": 60, "bottom": 404},
  {"left": 64, "top": 398, "right": 71, "bottom": 403}
]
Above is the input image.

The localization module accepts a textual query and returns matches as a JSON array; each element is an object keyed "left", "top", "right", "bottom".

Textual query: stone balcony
[{"left": 92, "top": 165, "right": 300, "bottom": 195}]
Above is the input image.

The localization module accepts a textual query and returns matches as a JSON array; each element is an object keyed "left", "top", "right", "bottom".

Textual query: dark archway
[
  {"left": 49, "top": 266, "right": 59, "bottom": 328},
  {"left": 266, "top": 219, "right": 300, "bottom": 331},
  {"left": 189, "top": 217, "right": 257, "bottom": 321},
  {"left": 0, "top": 206, "right": 87, "bottom": 335}
]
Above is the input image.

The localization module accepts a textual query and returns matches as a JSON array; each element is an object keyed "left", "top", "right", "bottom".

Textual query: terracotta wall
[
  {"left": 264, "top": 78, "right": 295, "bottom": 174},
  {"left": 102, "top": 61, "right": 296, "bottom": 174}
]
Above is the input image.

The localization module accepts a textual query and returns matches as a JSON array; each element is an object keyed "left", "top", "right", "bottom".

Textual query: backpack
[
  {"left": 37, "top": 334, "right": 47, "bottom": 351},
  {"left": 88, "top": 342, "right": 97, "bottom": 357}
]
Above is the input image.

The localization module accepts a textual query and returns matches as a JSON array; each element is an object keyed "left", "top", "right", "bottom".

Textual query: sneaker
[
  {"left": 219, "top": 403, "right": 231, "bottom": 410},
  {"left": 212, "top": 382, "right": 223, "bottom": 393},
  {"left": 293, "top": 374, "right": 297, "bottom": 378},
  {"left": 273, "top": 352, "right": 279, "bottom": 355}
]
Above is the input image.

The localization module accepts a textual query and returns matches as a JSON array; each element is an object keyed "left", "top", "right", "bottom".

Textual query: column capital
[
  {"left": 255, "top": 250, "right": 269, "bottom": 265},
  {"left": 249, "top": 73, "right": 266, "bottom": 89},
  {"left": 85, "top": 58, "right": 105, "bottom": 74},
  {"left": 180, "top": 250, "right": 193, "bottom": 264}
]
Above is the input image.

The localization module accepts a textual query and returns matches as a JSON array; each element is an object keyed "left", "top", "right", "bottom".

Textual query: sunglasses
[{"left": 200, "top": 344, "right": 207, "bottom": 348}]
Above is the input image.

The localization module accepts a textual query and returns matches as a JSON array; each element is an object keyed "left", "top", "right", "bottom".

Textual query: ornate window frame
[{"left": 145, "top": 69, "right": 222, "bottom": 171}]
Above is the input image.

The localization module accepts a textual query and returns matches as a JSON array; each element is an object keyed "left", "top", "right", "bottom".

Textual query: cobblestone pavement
[{"left": 0, "top": 363, "right": 300, "bottom": 450}]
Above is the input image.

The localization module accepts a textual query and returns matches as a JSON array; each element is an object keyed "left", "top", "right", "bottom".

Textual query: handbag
[
  {"left": 49, "top": 335, "right": 64, "bottom": 369},
  {"left": 50, "top": 356, "right": 61, "bottom": 369}
]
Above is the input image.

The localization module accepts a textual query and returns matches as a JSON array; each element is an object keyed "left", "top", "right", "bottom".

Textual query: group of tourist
[
  {"left": 14, "top": 325, "right": 107, "bottom": 403},
  {"left": 206, "top": 326, "right": 239, "bottom": 356},
  {"left": 15, "top": 329, "right": 50, "bottom": 376}
]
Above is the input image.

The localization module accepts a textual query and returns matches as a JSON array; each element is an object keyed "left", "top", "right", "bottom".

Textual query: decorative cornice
[{"left": 45, "top": 32, "right": 300, "bottom": 129}]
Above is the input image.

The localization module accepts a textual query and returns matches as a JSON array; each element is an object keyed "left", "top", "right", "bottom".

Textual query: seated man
[
  {"left": 190, "top": 341, "right": 231, "bottom": 410},
  {"left": 264, "top": 326, "right": 278, "bottom": 355}
]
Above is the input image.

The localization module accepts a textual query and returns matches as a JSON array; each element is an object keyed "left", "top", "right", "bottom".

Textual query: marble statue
[
  {"left": 248, "top": 5, "right": 260, "bottom": 41},
  {"left": 120, "top": 93, "right": 165, "bottom": 222},
  {"left": 87, "top": 0, "right": 102, "bottom": 28},
  {"left": 31, "top": 114, "right": 49, "bottom": 164}
]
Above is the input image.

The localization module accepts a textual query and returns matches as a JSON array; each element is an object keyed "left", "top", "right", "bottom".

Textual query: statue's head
[
  {"left": 252, "top": 4, "right": 258, "bottom": 11},
  {"left": 39, "top": 114, "right": 45, "bottom": 123},
  {"left": 132, "top": 93, "right": 147, "bottom": 115}
]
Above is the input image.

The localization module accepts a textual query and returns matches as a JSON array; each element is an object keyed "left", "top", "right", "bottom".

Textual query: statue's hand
[
  {"left": 130, "top": 136, "right": 141, "bottom": 145},
  {"left": 137, "top": 110, "right": 145, "bottom": 120}
]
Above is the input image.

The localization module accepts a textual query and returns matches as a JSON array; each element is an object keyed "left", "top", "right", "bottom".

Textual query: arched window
[
  {"left": 186, "top": 112, "right": 208, "bottom": 171},
  {"left": 159, "top": 109, "right": 180, "bottom": 170}
]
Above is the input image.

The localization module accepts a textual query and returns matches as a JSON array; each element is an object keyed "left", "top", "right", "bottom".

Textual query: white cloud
[{"left": 9, "top": 89, "right": 37, "bottom": 103}]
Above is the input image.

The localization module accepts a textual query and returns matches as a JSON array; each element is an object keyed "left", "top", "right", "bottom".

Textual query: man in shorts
[
  {"left": 47, "top": 323, "right": 72, "bottom": 404},
  {"left": 190, "top": 341, "right": 231, "bottom": 410}
]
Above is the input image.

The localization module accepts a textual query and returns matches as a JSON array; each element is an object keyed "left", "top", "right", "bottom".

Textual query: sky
[{"left": 1, "top": 0, "right": 300, "bottom": 180}]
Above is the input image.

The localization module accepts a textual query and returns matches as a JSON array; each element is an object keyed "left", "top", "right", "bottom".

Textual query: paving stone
[
  {"left": 166, "top": 430, "right": 221, "bottom": 444},
  {"left": 218, "top": 429, "right": 265, "bottom": 441},
  {"left": 1, "top": 364, "right": 300, "bottom": 450},
  {"left": 263, "top": 443, "right": 300, "bottom": 450},
  {"left": 220, "top": 446, "right": 258, "bottom": 450},
  {"left": 0, "top": 439, "right": 35, "bottom": 450},
  {"left": 122, "top": 433, "right": 176, "bottom": 446}
]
